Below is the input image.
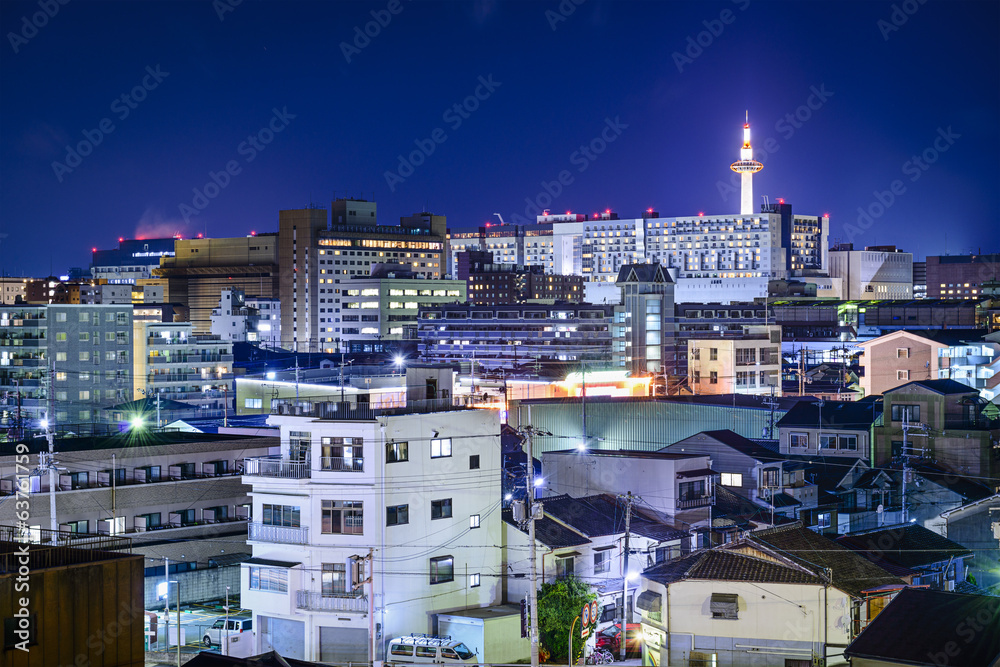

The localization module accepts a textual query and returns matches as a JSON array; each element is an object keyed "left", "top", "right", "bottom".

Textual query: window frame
[
  {"left": 430, "top": 555, "right": 454, "bottom": 584},
  {"left": 430, "top": 438, "right": 452, "bottom": 459},
  {"left": 386, "top": 504, "right": 409, "bottom": 527},
  {"left": 431, "top": 498, "right": 453, "bottom": 520},
  {"left": 386, "top": 441, "right": 408, "bottom": 463}
]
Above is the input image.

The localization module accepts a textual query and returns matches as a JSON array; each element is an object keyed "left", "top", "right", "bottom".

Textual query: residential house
[
  {"left": 241, "top": 402, "right": 501, "bottom": 663},
  {"left": 939, "top": 492, "right": 1000, "bottom": 591},
  {"left": 637, "top": 522, "right": 904, "bottom": 667},
  {"left": 844, "top": 588, "right": 1000, "bottom": 667},
  {"left": 540, "top": 449, "right": 716, "bottom": 542},
  {"left": 502, "top": 493, "right": 690, "bottom": 629},
  {"left": 836, "top": 524, "right": 974, "bottom": 591},
  {"left": 857, "top": 330, "right": 948, "bottom": 397},
  {"left": 664, "top": 429, "right": 780, "bottom": 502},
  {"left": 776, "top": 398, "right": 882, "bottom": 461},
  {"left": 873, "top": 379, "right": 1000, "bottom": 478}
]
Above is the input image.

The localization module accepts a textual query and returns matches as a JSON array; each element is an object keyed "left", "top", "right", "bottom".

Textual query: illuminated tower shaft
[{"left": 730, "top": 115, "right": 763, "bottom": 215}]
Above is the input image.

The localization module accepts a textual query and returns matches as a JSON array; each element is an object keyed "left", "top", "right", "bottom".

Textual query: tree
[{"left": 536, "top": 575, "right": 596, "bottom": 664}]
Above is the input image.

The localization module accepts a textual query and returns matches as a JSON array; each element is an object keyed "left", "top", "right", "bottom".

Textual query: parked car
[
  {"left": 594, "top": 623, "right": 641, "bottom": 656},
  {"left": 386, "top": 635, "right": 478, "bottom": 665},
  {"left": 202, "top": 617, "right": 252, "bottom": 647}
]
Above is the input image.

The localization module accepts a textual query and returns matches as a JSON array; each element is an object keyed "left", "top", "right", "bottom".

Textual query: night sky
[{"left": 1, "top": 0, "right": 998, "bottom": 276}]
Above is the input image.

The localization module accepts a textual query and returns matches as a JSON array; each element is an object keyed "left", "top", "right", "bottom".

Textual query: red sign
[{"left": 590, "top": 601, "right": 599, "bottom": 623}]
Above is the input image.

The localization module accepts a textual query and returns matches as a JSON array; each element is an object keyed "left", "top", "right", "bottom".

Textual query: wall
[{"left": 144, "top": 564, "right": 240, "bottom": 608}]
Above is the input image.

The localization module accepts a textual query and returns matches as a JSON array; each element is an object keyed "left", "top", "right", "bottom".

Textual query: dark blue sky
[{"left": 2, "top": 0, "right": 998, "bottom": 275}]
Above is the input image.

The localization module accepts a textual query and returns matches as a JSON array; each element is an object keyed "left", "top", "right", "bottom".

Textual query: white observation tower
[{"left": 730, "top": 112, "right": 763, "bottom": 216}]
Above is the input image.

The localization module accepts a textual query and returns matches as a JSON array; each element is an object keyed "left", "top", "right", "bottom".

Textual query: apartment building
[
  {"left": 210, "top": 288, "right": 282, "bottom": 348},
  {"left": 0, "top": 431, "right": 275, "bottom": 567},
  {"left": 926, "top": 253, "right": 1000, "bottom": 299},
  {"left": 611, "top": 264, "right": 675, "bottom": 375},
  {"left": 687, "top": 325, "right": 781, "bottom": 396},
  {"left": 0, "top": 304, "right": 134, "bottom": 434},
  {"left": 134, "top": 321, "right": 233, "bottom": 417},
  {"left": 241, "top": 403, "right": 501, "bottom": 662}
]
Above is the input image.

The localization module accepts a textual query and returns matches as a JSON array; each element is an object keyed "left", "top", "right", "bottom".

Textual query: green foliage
[{"left": 536, "top": 575, "right": 596, "bottom": 664}]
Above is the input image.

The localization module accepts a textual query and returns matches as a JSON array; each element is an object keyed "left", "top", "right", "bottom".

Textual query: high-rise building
[
  {"left": 155, "top": 234, "right": 280, "bottom": 333},
  {"left": 278, "top": 199, "right": 447, "bottom": 353},
  {"left": 91, "top": 236, "right": 177, "bottom": 284},
  {"left": 611, "top": 264, "right": 675, "bottom": 375}
]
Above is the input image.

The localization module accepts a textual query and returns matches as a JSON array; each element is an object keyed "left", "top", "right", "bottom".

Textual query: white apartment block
[
  {"left": 211, "top": 289, "right": 281, "bottom": 348},
  {"left": 241, "top": 406, "right": 501, "bottom": 662},
  {"left": 687, "top": 326, "right": 782, "bottom": 396},
  {"left": 829, "top": 245, "right": 914, "bottom": 300}
]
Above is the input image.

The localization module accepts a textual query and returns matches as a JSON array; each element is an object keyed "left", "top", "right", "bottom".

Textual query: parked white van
[
  {"left": 387, "top": 634, "right": 478, "bottom": 664},
  {"left": 202, "top": 617, "right": 252, "bottom": 646}
]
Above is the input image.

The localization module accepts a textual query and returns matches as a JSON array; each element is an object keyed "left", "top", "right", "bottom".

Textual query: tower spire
[{"left": 730, "top": 114, "right": 763, "bottom": 215}]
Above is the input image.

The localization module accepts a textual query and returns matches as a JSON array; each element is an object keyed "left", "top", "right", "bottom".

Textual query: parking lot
[{"left": 148, "top": 602, "right": 250, "bottom": 652}]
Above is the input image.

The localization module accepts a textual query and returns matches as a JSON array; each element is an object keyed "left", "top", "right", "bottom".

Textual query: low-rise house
[
  {"left": 836, "top": 523, "right": 974, "bottom": 591},
  {"left": 503, "top": 493, "right": 690, "bottom": 627},
  {"left": 664, "top": 429, "right": 780, "bottom": 502},
  {"left": 938, "top": 492, "right": 1000, "bottom": 591},
  {"left": 844, "top": 588, "right": 1000, "bottom": 667},
  {"left": 873, "top": 379, "right": 1000, "bottom": 477},
  {"left": 637, "top": 522, "right": 904, "bottom": 667},
  {"left": 540, "top": 449, "right": 717, "bottom": 541},
  {"left": 776, "top": 398, "right": 882, "bottom": 461}
]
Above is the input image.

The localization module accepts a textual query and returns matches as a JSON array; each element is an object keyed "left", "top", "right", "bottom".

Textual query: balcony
[
  {"left": 248, "top": 522, "right": 309, "bottom": 545},
  {"left": 320, "top": 456, "right": 364, "bottom": 473},
  {"left": 677, "top": 495, "right": 715, "bottom": 510},
  {"left": 244, "top": 457, "right": 311, "bottom": 479},
  {"left": 296, "top": 590, "right": 368, "bottom": 613}
]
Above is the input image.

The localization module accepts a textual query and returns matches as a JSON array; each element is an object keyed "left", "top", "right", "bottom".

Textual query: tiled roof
[
  {"left": 694, "top": 430, "right": 784, "bottom": 460},
  {"left": 713, "top": 486, "right": 796, "bottom": 527},
  {"left": 767, "top": 492, "right": 801, "bottom": 508},
  {"left": 776, "top": 399, "right": 881, "bottom": 431},
  {"left": 912, "top": 462, "right": 994, "bottom": 502},
  {"left": 835, "top": 524, "right": 973, "bottom": 570},
  {"left": 542, "top": 494, "right": 688, "bottom": 542},
  {"left": 642, "top": 549, "right": 821, "bottom": 586},
  {"left": 845, "top": 588, "right": 1000, "bottom": 666},
  {"left": 886, "top": 378, "right": 978, "bottom": 395},
  {"left": 745, "top": 523, "right": 904, "bottom": 597},
  {"left": 502, "top": 509, "right": 590, "bottom": 549}
]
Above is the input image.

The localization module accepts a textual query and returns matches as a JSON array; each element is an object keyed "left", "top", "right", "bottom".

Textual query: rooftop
[
  {"left": 775, "top": 399, "right": 882, "bottom": 431},
  {"left": 835, "top": 524, "right": 973, "bottom": 570},
  {"left": 642, "top": 549, "right": 821, "bottom": 586},
  {"left": 845, "top": 588, "right": 1000, "bottom": 667}
]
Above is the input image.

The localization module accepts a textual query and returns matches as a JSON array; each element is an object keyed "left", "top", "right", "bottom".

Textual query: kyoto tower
[{"left": 730, "top": 112, "right": 763, "bottom": 215}]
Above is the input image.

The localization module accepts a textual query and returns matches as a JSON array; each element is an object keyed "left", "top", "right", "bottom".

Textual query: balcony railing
[
  {"left": 244, "top": 457, "right": 311, "bottom": 479},
  {"left": 248, "top": 522, "right": 309, "bottom": 545},
  {"left": 677, "top": 495, "right": 714, "bottom": 510},
  {"left": 296, "top": 590, "right": 368, "bottom": 613},
  {"left": 320, "top": 456, "right": 364, "bottom": 473}
]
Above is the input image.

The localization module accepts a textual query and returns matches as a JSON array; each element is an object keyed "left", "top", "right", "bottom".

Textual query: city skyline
[{"left": 1, "top": 0, "right": 998, "bottom": 276}]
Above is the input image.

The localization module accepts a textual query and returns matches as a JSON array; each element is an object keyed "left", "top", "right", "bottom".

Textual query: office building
[
  {"left": 210, "top": 288, "right": 281, "bottom": 348},
  {"left": 611, "top": 264, "right": 675, "bottom": 375},
  {"left": 91, "top": 236, "right": 177, "bottom": 284},
  {"left": 828, "top": 244, "right": 914, "bottom": 300},
  {"left": 279, "top": 199, "right": 447, "bottom": 353},
  {"left": 155, "top": 234, "right": 280, "bottom": 334},
  {"left": 456, "top": 251, "right": 583, "bottom": 305},
  {"left": 925, "top": 253, "right": 1000, "bottom": 299},
  {"left": 0, "top": 277, "right": 28, "bottom": 305},
  {"left": 336, "top": 265, "right": 465, "bottom": 352}
]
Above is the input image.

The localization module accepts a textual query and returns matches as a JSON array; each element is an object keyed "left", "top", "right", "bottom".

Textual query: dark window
[
  {"left": 431, "top": 499, "right": 452, "bottom": 520},
  {"left": 469, "top": 455, "right": 480, "bottom": 470},
  {"left": 386, "top": 441, "right": 408, "bottom": 463},
  {"left": 890, "top": 404, "right": 920, "bottom": 423},
  {"left": 430, "top": 556, "right": 454, "bottom": 584},
  {"left": 679, "top": 480, "right": 706, "bottom": 501},
  {"left": 262, "top": 504, "right": 300, "bottom": 527},
  {"left": 387, "top": 504, "right": 409, "bottom": 526}
]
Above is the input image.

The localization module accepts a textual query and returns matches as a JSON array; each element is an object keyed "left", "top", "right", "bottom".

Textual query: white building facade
[
  {"left": 242, "top": 406, "right": 502, "bottom": 662},
  {"left": 828, "top": 245, "right": 914, "bottom": 300}
]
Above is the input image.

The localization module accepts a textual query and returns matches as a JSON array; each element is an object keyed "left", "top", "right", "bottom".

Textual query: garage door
[
  {"left": 320, "top": 626, "right": 369, "bottom": 663},
  {"left": 259, "top": 616, "right": 305, "bottom": 660}
]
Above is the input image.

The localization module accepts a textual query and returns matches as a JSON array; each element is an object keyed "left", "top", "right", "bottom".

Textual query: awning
[
  {"left": 710, "top": 593, "right": 738, "bottom": 616},
  {"left": 244, "top": 557, "right": 301, "bottom": 568},
  {"left": 677, "top": 468, "right": 716, "bottom": 479},
  {"left": 556, "top": 551, "right": 581, "bottom": 558},
  {"left": 636, "top": 590, "right": 662, "bottom": 613}
]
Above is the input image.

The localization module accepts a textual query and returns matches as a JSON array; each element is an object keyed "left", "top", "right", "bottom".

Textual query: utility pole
[
  {"left": 618, "top": 491, "right": 634, "bottom": 662},
  {"left": 581, "top": 360, "right": 587, "bottom": 446},
  {"left": 798, "top": 348, "right": 805, "bottom": 397},
  {"left": 43, "top": 357, "right": 57, "bottom": 537},
  {"left": 111, "top": 453, "right": 116, "bottom": 535},
  {"left": 294, "top": 354, "right": 300, "bottom": 402},
  {"left": 518, "top": 406, "right": 550, "bottom": 667},
  {"left": 900, "top": 413, "right": 928, "bottom": 523}
]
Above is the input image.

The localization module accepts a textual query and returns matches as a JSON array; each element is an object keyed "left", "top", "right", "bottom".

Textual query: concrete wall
[{"left": 144, "top": 564, "right": 241, "bottom": 609}]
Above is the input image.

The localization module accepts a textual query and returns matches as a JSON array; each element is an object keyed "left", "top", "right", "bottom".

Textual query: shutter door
[{"left": 319, "top": 626, "right": 369, "bottom": 663}]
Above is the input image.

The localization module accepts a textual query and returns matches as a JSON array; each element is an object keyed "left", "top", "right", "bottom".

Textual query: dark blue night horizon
[{"left": 1, "top": 0, "right": 997, "bottom": 275}]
